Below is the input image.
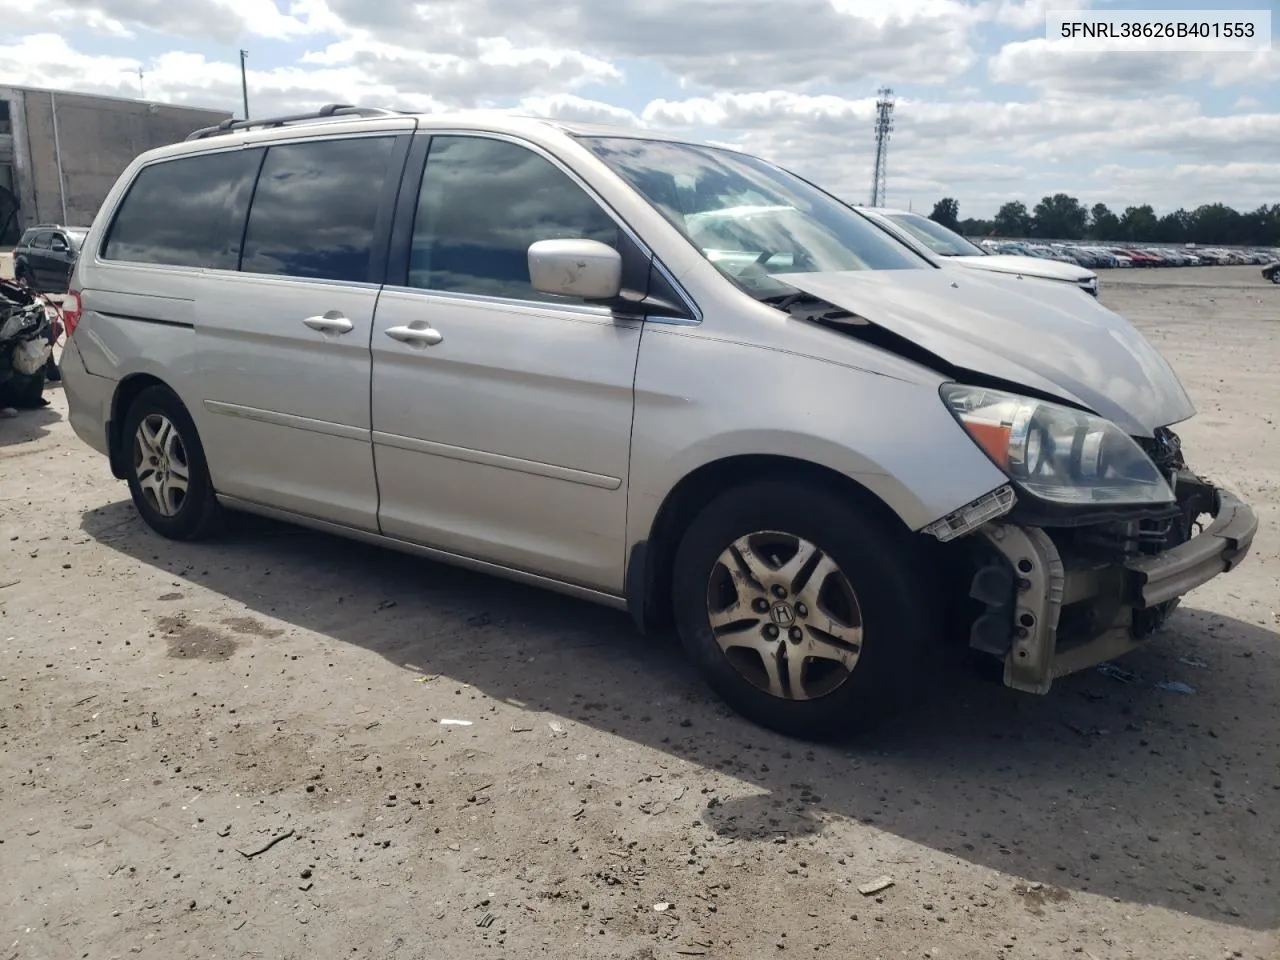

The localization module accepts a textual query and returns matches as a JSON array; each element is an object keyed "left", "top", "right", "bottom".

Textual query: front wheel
[
  {"left": 121, "top": 385, "right": 224, "bottom": 541},
  {"left": 671, "top": 480, "right": 938, "bottom": 740}
]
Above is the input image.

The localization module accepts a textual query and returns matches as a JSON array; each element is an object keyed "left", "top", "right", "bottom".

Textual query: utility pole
[
  {"left": 869, "top": 86, "right": 895, "bottom": 208},
  {"left": 239, "top": 49, "right": 250, "bottom": 120}
]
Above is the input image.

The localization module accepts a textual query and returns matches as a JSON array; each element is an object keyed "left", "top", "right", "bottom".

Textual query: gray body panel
[{"left": 774, "top": 268, "right": 1195, "bottom": 437}]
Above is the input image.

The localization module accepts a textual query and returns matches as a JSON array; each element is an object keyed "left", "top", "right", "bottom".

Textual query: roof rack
[{"left": 185, "top": 103, "right": 407, "bottom": 141}]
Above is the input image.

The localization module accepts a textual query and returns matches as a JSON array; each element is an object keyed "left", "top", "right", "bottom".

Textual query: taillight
[{"left": 63, "top": 290, "right": 82, "bottom": 338}]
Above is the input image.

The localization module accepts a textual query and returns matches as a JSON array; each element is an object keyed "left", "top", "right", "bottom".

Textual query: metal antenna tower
[{"left": 869, "top": 86, "right": 895, "bottom": 207}]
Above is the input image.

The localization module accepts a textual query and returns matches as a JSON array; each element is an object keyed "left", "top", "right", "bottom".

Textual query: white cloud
[
  {"left": 0, "top": 0, "right": 1275, "bottom": 219},
  {"left": 318, "top": 0, "right": 984, "bottom": 88},
  {"left": 990, "top": 39, "right": 1280, "bottom": 93},
  {"left": 40, "top": 0, "right": 324, "bottom": 42},
  {"left": 300, "top": 35, "right": 620, "bottom": 105}
]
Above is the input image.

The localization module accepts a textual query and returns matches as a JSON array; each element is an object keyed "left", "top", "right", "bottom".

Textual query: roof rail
[{"left": 185, "top": 103, "right": 406, "bottom": 141}]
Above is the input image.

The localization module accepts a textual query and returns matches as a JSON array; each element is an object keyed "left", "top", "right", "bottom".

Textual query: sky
[{"left": 0, "top": 0, "right": 1277, "bottom": 219}]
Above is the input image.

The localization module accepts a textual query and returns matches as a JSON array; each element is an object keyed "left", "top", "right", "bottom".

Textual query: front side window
[
  {"left": 582, "top": 137, "right": 924, "bottom": 299},
  {"left": 883, "top": 213, "right": 986, "bottom": 257},
  {"left": 241, "top": 136, "right": 396, "bottom": 283},
  {"left": 407, "top": 135, "right": 619, "bottom": 303},
  {"left": 32, "top": 232, "right": 54, "bottom": 249},
  {"left": 102, "top": 149, "right": 261, "bottom": 269}
]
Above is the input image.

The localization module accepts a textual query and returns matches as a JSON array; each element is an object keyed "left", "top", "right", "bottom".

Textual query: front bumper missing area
[{"left": 975, "top": 490, "right": 1258, "bottom": 695}]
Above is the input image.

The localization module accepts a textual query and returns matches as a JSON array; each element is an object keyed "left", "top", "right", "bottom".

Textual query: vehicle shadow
[
  {"left": 0, "top": 402, "right": 61, "bottom": 448},
  {"left": 81, "top": 500, "right": 1280, "bottom": 930}
]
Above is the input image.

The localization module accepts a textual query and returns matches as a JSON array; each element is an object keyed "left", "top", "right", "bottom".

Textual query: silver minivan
[{"left": 60, "top": 105, "right": 1257, "bottom": 739}]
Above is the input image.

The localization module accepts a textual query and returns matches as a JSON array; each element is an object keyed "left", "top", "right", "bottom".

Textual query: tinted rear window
[
  {"left": 103, "top": 149, "right": 262, "bottom": 269},
  {"left": 240, "top": 137, "right": 397, "bottom": 283}
]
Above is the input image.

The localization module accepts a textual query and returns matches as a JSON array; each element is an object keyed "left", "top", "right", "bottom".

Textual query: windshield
[
  {"left": 581, "top": 137, "right": 925, "bottom": 298},
  {"left": 883, "top": 213, "right": 986, "bottom": 257}
]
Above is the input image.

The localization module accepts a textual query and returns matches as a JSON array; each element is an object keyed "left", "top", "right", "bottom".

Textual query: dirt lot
[{"left": 2, "top": 265, "right": 1278, "bottom": 960}]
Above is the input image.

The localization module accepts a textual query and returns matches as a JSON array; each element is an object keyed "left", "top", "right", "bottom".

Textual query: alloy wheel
[
  {"left": 133, "top": 413, "right": 191, "bottom": 518},
  {"left": 706, "top": 531, "right": 864, "bottom": 701}
]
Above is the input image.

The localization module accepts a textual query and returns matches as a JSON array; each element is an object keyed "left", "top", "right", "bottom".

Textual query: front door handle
[
  {"left": 303, "top": 311, "right": 354, "bottom": 335},
  {"left": 385, "top": 322, "right": 443, "bottom": 347}
]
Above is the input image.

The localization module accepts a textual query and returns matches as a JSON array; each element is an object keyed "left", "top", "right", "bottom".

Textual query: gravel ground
[{"left": 2, "top": 265, "right": 1277, "bottom": 960}]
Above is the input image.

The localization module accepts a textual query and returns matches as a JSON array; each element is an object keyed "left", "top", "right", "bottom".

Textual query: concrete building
[{"left": 0, "top": 85, "right": 232, "bottom": 244}]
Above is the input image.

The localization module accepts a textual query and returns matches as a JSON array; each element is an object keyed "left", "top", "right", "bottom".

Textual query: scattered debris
[
  {"left": 1177, "top": 656, "right": 1209, "bottom": 669},
  {"left": 73, "top": 695, "right": 96, "bottom": 707},
  {"left": 0, "top": 579, "right": 19, "bottom": 589},
  {"left": 439, "top": 719, "right": 473, "bottom": 726},
  {"left": 858, "top": 876, "right": 895, "bottom": 896},
  {"left": 1096, "top": 663, "right": 1140, "bottom": 684},
  {"left": 653, "top": 902, "right": 671, "bottom": 912},
  {"left": 1157, "top": 681, "right": 1196, "bottom": 695},
  {"left": 236, "top": 828, "right": 295, "bottom": 859},
  {"left": 413, "top": 675, "right": 438, "bottom": 683},
  {"left": 548, "top": 721, "right": 566, "bottom": 737},
  {"left": 509, "top": 721, "right": 534, "bottom": 733},
  {"left": 476, "top": 912, "right": 495, "bottom": 928}
]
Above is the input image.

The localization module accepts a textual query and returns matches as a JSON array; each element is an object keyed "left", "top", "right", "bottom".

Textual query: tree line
[{"left": 928, "top": 195, "right": 1280, "bottom": 246}]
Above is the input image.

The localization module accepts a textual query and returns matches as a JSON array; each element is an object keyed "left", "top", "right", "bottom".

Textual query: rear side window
[
  {"left": 103, "top": 149, "right": 261, "bottom": 269},
  {"left": 240, "top": 136, "right": 397, "bottom": 283}
]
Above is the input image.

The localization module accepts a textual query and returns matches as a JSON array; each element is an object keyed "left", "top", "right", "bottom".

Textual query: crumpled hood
[
  {"left": 773, "top": 267, "right": 1195, "bottom": 437},
  {"left": 946, "top": 254, "right": 1095, "bottom": 284}
]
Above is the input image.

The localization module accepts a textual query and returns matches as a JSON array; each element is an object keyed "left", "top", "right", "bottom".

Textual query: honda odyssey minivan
[{"left": 59, "top": 105, "right": 1257, "bottom": 739}]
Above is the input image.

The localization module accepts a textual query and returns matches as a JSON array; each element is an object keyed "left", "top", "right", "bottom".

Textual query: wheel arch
[
  {"left": 625, "top": 454, "right": 919, "bottom": 635},
  {"left": 107, "top": 373, "right": 172, "bottom": 479}
]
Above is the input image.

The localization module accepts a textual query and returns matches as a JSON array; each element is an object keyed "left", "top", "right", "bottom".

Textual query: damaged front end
[
  {"left": 756, "top": 271, "right": 1257, "bottom": 692},
  {"left": 946, "top": 426, "right": 1256, "bottom": 694}
]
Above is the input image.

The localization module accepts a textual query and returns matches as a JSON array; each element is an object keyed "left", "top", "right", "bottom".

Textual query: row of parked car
[{"left": 978, "top": 239, "right": 1279, "bottom": 270}]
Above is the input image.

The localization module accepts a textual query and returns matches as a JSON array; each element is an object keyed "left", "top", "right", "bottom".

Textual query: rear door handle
[
  {"left": 385, "top": 323, "right": 443, "bottom": 347},
  {"left": 303, "top": 311, "right": 354, "bottom": 335}
]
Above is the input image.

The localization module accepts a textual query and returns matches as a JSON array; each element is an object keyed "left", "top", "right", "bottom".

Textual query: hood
[
  {"left": 773, "top": 267, "right": 1195, "bottom": 437},
  {"left": 945, "top": 254, "right": 1095, "bottom": 284}
]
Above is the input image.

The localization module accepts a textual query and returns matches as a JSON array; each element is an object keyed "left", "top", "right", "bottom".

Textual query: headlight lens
[{"left": 941, "top": 384, "right": 1174, "bottom": 506}]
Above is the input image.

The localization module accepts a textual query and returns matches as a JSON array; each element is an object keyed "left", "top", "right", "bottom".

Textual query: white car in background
[{"left": 858, "top": 207, "right": 1100, "bottom": 296}]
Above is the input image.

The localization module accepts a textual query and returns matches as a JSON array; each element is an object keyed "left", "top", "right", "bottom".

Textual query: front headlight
[{"left": 941, "top": 384, "right": 1174, "bottom": 506}]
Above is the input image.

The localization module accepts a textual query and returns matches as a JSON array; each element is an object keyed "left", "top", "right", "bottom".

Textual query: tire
[
  {"left": 121, "top": 385, "right": 223, "bottom": 541},
  {"left": 671, "top": 480, "right": 938, "bottom": 741}
]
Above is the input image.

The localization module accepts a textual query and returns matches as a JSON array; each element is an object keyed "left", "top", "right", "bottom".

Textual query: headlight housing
[{"left": 941, "top": 384, "right": 1174, "bottom": 506}]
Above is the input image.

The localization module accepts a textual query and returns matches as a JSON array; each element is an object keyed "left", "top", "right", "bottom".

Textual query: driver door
[{"left": 370, "top": 134, "right": 645, "bottom": 592}]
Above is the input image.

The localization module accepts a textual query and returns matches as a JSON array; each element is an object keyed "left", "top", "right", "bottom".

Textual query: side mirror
[
  {"left": 528, "top": 239, "right": 622, "bottom": 301},
  {"left": 51, "top": 237, "right": 68, "bottom": 252}
]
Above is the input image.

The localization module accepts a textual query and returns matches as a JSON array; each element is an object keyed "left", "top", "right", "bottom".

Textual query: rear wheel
[
  {"left": 121, "top": 385, "right": 223, "bottom": 541},
  {"left": 671, "top": 480, "right": 938, "bottom": 740}
]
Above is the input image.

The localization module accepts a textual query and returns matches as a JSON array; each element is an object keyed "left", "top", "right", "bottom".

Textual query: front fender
[{"left": 627, "top": 325, "right": 1007, "bottom": 546}]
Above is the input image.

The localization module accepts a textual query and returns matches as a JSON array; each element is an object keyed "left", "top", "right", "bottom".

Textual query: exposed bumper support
[
  {"left": 1122, "top": 491, "right": 1257, "bottom": 608},
  {"left": 975, "top": 488, "right": 1258, "bottom": 695}
]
